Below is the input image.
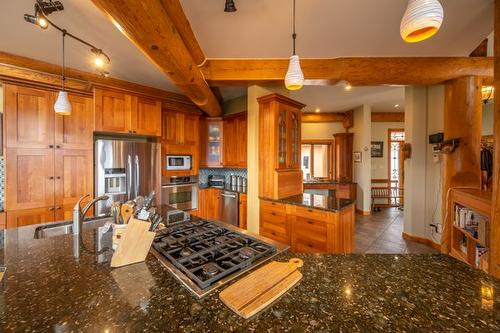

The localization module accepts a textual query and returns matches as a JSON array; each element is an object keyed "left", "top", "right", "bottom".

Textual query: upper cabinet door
[
  {"left": 133, "top": 96, "right": 161, "bottom": 136},
  {"left": 55, "top": 94, "right": 94, "bottom": 150},
  {"left": 94, "top": 89, "right": 132, "bottom": 134},
  {"left": 162, "top": 111, "right": 178, "bottom": 144},
  {"left": 277, "top": 108, "right": 288, "bottom": 169},
  {"left": 206, "top": 120, "right": 223, "bottom": 167},
  {"left": 223, "top": 117, "right": 237, "bottom": 167},
  {"left": 4, "top": 84, "right": 54, "bottom": 149},
  {"left": 183, "top": 113, "right": 199, "bottom": 146}
]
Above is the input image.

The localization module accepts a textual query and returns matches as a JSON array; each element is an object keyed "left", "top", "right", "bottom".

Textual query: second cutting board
[{"left": 219, "top": 258, "right": 303, "bottom": 319}]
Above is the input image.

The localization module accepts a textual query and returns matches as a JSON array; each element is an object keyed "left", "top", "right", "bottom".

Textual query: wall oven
[
  {"left": 161, "top": 176, "right": 198, "bottom": 211},
  {"left": 166, "top": 155, "right": 192, "bottom": 171}
]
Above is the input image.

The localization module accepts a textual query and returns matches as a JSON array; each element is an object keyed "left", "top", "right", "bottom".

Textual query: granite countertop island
[
  {"left": 261, "top": 192, "right": 355, "bottom": 212},
  {"left": 0, "top": 217, "right": 499, "bottom": 332}
]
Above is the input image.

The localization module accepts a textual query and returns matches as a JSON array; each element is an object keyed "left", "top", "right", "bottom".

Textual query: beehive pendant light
[
  {"left": 400, "top": 0, "right": 444, "bottom": 43},
  {"left": 54, "top": 31, "right": 72, "bottom": 115},
  {"left": 285, "top": 0, "right": 304, "bottom": 91}
]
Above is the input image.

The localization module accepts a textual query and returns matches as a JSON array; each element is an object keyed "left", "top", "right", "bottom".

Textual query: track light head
[
  {"left": 91, "top": 48, "right": 111, "bottom": 77},
  {"left": 24, "top": 14, "right": 48, "bottom": 29},
  {"left": 224, "top": 0, "right": 237, "bottom": 12}
]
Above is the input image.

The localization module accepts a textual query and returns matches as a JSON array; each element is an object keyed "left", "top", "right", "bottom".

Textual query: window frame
[{"left": 301, "top": 139, "right": 334, "bottom": 180}]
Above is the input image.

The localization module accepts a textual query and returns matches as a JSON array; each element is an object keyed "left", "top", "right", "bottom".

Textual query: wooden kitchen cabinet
[
  {"left": 259, "top": 199, "right": 355, "bottom": 254},
  {"left": 258, "top": 94, "right": 305, "bottom": 199},
  {"left": 55, "top": 94, "right": 93, "bottom": 150},
  {"left": 6, "top": 207, "right": 56, "bottom": 229},
  {"left": 222, "top": 112, "right": 247, "bottom": 168},
  {"left": 197, "top": 188, "right": 221, "bottom": 220},
  {"left": 4, "top": 84, "right": 55, "bottom": 149},
  {"left": 94, "top": 88, "right": 161, "bottom": 136},
  {"left": 4, "top": 84, "right": 95, "bottom": 228},
  {"left": 239, "top": 193, "right": 247, "bottom": 230},
  {"left": 5, "top": 148, "right": 55, "bottom": 211},
  {"left": 334, "top": 133, "right": 354, "bottom": 182},
  {"left": 202, "top": 118, "right": 224, "bottom": 167},
  {"left": 162, "top": 110, "right": 199, "bottom": 145},
  {"left": 54, "top": 149, "right": 94, "bottom": 207},
  {"left": 133, "top": 96, "right": 162, "bottom": 136}
]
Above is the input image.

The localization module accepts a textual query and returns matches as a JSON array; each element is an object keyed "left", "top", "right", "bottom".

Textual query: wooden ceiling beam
[
  {"left": 91, "top": 0, "right": 221, "bottom": 116},
  {"left": 201, "top": 57, "right": 493, "bottom": 86},
  {"left": 371, "top": 112, "right": 405, "bottom": 122},
  {"left": 0, "top": 51, "right": 193, "bottom": 103},
  {"left": 301, "top": 112, "right": 348, "bottom": 123}
]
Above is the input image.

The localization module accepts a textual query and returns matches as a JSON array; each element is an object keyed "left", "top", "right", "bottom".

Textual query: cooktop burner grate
[{"left": 153, "top": 220, "right": 277, "bottom": 289}]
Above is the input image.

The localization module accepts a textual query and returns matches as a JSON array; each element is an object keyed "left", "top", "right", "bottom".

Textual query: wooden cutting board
[{"left": 219, "top": 258, "right": 303, "bottom": 319}]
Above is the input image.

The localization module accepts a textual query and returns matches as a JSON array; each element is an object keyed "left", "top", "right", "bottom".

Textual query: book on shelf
[{"left": 453, "top": 204, "right": 488, "bottom": 245}]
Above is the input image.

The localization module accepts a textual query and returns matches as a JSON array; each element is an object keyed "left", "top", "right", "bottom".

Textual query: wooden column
[
  {"left": 441, "top": 76, "right": 482, "bottom": 253},
  {"left": 490, "top": 0, "right": 500, "bottom": 278}
]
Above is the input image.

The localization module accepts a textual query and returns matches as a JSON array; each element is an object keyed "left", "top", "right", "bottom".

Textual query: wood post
[
  {"left": 441, "top": 76, "right": 482, "bottom": 253},
  {"left": 490, "top": 0, "right": 500, "bottom": 278}
]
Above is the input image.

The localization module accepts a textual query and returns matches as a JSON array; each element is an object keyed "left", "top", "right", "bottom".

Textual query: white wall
[
  {"left": 404, "top": 85, "right": 445, "bottom": 243},
  {"left": 370, "top": 122, "right": 404, "bottom": 179},
  {"left": 302, "top": 122, "right": 345, "bottom": 140},
  {"left": 352, "top": 105, "right": 371, "bottom": 213}
]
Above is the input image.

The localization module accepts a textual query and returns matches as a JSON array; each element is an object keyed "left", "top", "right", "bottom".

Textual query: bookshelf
[{"left": 449, "top": 189, "right": 491, "bottom": 273}]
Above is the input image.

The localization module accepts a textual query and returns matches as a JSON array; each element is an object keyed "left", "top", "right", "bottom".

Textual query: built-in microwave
[{"left": 166, "top": 155, "right": 192, "bottom": 171}]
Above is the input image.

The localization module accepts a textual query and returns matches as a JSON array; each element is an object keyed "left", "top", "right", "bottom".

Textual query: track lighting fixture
[
  {"left": 224, "top": 0, "right": 237, "bottom": 12},
  {"left": 24, "top": 0, "right": 111, "bottom": 78}
]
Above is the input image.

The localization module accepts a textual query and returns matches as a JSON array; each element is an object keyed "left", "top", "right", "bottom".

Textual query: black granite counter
[
  {"left": 199, "top": 183, "right": 247, "bottom": 194},
  {"left": 1, "top": 220, "right": 499, "bottom": 332},
  {"left": 261, "top": 192, "right": 355, "bottom": 212}
]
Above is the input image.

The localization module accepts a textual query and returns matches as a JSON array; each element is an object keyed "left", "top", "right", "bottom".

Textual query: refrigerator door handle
[
  {"left": 135, "top": 155, "right": 140, "bottom": 198},
  {"left": 127, "top": 155, "right": 133, "bottom": 200}
]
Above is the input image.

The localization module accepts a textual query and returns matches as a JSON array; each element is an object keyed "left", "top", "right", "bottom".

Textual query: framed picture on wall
[
  {"left": 371, "top": 141, "right": 384, "bottom": 158},
  {"left": 353, "top": 151, "right": 362, "bottom": 163}
]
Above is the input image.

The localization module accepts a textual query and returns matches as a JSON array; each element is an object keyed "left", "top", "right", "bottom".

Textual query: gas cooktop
[{"left": 151, "top": 219, "right": 288, "bottom": 298}]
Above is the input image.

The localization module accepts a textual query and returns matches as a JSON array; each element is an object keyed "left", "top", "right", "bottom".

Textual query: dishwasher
[{"left": 218, "top": 190, "right": 239, "bottom": 226}]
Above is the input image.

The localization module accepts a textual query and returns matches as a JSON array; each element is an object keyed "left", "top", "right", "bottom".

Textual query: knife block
[{"left": 110, "top": 218, "right": 155, "bottom": 268}]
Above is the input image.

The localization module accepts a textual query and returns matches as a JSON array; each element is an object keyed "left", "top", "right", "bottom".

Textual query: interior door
[
  {"left": 134, "top": 142, "right": 160, "bottom": 200},
  {"left": 55, "top": 148, "right": 93, "bottom": 207}
]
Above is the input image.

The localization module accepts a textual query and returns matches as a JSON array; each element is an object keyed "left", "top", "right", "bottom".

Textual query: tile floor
[{"left": 355, "top": 208, "right": 439, "bottom": 254}]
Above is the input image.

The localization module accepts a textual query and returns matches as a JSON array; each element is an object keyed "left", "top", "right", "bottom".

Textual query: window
[
  {"left": 301, "top": 141, "right": 333, "bottom": 180},
  {"left": 388, "top": 129, "right": 405, "bottom": 206}
]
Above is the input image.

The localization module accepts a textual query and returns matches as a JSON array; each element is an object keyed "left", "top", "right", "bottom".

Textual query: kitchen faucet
[{"left": 73, "top": 195, "right": 109, "bottom": 235}]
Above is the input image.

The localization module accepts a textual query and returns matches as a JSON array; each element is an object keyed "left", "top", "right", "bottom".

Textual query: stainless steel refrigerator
[{"left": 95, "top": 139, "right": 160, "bottom": 215}]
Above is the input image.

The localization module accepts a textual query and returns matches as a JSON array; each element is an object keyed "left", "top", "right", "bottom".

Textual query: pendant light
[
  {"left": 400, "top": 0, "right": 444, "bottom": 43},
  {"left": 54, "top": 30, "right": 72, "bottom": 116},
  {"left": 285, "top": 0, "right": 304, "bottom": 91}
]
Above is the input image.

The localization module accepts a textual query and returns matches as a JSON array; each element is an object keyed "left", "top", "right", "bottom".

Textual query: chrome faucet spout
[{"left": 73, "top": 195, "right": 109, "bottom": 235}]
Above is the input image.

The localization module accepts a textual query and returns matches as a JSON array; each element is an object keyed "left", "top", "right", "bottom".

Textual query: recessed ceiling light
[
  {"left": 315, "top": 108, "right": 320, "bottom": 113},
  {"left": 344, "top": 83, "right": 352, "bottom": 91},
  {"left": 394, "top": 104, "right": 400, "bottom": 108}
]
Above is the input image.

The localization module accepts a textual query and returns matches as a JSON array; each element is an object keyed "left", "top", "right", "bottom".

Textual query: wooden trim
[
  {"left": 490, "top": 0, "right": 500, "bottom": 279},
  {"left": 301, "top": 140, "right": 335, "bottom": 180},
  {"left": 201, "top": 57, "right": 493, "bottom": 86},
  {"left": 402, "top": 232, "right": 441, "bottom": 251},
  {"left": 301, "top": 113, "right": 345, "bottom": 123},
  {"left": 0, "top": 51, "right": 190, "bottom": 102},
  {"left": 257, "top": 93, "right": 306, "bottom": 109},
  {"left": 372, "top": 112, "right": 405, "bottom": 122},
  {"left": 355, "top": 209, "right": 371, "bottom": 216},
  {"left": 90, "top": 0, "right": 221, "bottom": 116}
]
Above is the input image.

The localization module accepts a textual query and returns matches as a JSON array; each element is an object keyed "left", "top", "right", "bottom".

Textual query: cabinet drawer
[
  {"left": 293, "top": 217, "right": 327, "bottom": 253},
  {"left": 294, "top": 206, "right": 330, "bottom": 222},
  {"left": 260, "top": 200, "right": 286, "bottom": 213},
  {"left": 260, "top": 224, "right": 288, "bottom": 244}
]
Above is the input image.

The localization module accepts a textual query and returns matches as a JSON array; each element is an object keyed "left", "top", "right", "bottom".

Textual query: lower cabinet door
[
  {"left": 239, "top": 194, "right": 247, "bottom": 230},
  {"left": 291, "top": 217, "right": 328, "bottom": 253},
  {"left": 54, "top": 149, "right": 93, "bottom": 207},
  {"left": 6, "top": 207, "right": 56, "bottom": 229}
]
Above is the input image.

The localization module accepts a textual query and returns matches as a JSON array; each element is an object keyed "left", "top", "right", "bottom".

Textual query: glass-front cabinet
[
  {"left": 276, "top": 106, "right": 301, "bottom": 169},
  {"left": 206, "top": 119, "right": 223, "bottom": 167}
]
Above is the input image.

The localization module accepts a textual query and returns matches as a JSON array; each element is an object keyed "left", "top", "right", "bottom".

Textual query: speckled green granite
[{"left": 0, "top": 222, "right": 499, "bottom": 332}]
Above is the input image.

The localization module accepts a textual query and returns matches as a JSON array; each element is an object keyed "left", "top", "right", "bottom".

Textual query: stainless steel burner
[
  {"left": 239, "top": 247, "right": 255, "bottom": 259},
  {"left": 180, "top": 248, "right": 192, "bottom": 257},
  {"left": 202, "top": 262, "right": 219, "bottom": 277}
]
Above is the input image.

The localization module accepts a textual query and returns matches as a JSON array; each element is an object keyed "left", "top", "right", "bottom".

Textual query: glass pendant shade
[
  {"left": 54, "top": 91, "right": 72, "bottom": 115},
  {"left": 400, "top": 0, "right": 443, "bottom": 43},
  {"left": 285, "top": 55, "right": 304, "bottom": 91}
]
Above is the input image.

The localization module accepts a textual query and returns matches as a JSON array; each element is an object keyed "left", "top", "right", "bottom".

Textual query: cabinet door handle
[
  {"left": 55, "top": 145, "right": 61, "bottom": 149},
  {"left": 307, "top": 220, "right": 313, "bottom": 225},
  {"left": 48, "top": 207, "right": 55, "bottom": 211},
  {"left": 56, "top": 176, "right": 61, "bottom": 180},
  {"left": 49, "top": 176, "right": 54, "bottom": 180},
  {"left": 308, "top": 209, "right": 313, "bottom": 213},
  {"left": 271, "top": 212, "right": 276, "bottom": 216},
  {"left": 308, "top": 244, "right": 313, "bottom": 248},
  {"left": 48, "top": 145, "right": 54, "bottom": 148},
  {"left": 55, "top": 206, "right": 61, "bottom": 210}
]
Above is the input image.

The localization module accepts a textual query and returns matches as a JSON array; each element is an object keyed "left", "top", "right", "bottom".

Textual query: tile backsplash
[{"left": 199, "top": 168, "right": 247, "bottom": 184}]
